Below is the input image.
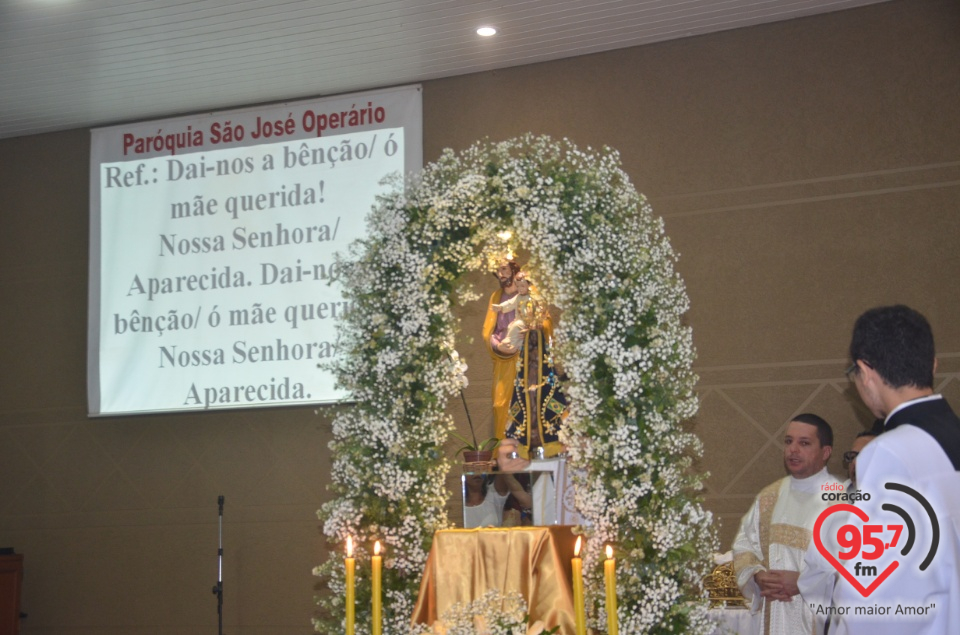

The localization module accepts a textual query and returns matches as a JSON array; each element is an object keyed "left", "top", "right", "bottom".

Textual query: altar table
[{"left": 411, "top": 526, "right": 578, "bottom": 634}]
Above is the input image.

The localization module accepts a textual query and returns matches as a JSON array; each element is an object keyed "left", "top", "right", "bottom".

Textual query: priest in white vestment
[{"left": 733, "top": 414, "right": 845, "bottom": 635}]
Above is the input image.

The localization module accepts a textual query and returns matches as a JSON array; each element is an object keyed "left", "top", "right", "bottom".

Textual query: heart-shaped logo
[{"left": 813, "top": 503, "right": 899, "bottom": 597}]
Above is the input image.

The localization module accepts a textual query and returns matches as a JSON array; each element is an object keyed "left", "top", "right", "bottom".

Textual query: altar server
[
  {"left": 842, "top": 429, "right": 877, "bottom": 493},
  {"left": 827, "top": 305, "right": 960, "bottom": 634}
]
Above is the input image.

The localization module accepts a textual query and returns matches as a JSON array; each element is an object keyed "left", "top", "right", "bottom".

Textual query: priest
[{"left": 732, "top": 413, "right": 845, "bottom": 634}]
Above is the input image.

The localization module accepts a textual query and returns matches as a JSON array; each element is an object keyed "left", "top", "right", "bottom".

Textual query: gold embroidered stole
[{"left": 757, "top": 478, "right": 816, "bottom": 635}]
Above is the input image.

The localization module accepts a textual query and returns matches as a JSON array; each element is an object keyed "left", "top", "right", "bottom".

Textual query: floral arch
[{"left": 316, "top": 135, "right": 717, "bottom": 634}]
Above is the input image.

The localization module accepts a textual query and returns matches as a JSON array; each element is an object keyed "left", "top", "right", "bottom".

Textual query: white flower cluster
[
  {"left": 316, "top": 135, "right": 717, "bottom": 635},
  {"left": 409, "top": 589, "right": 542, "bottom": 635},
  {"left": 613, "top": 572, "right": 680, "bottom": 634}
]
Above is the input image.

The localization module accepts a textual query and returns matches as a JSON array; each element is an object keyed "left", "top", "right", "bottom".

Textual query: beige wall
[{"left": 2, "top": 0, "right": 959, "bottom": 632}]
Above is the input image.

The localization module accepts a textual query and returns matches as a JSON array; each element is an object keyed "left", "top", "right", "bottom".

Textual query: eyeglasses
[
  {"left": 844, "top": 362, "right": 858, "bottom": 379},
  {"left": 843, "top": 450, "right": 859, "bottom": 464},
  {"left": 844, "top": 359, "right": 873, "bottom": 379}
]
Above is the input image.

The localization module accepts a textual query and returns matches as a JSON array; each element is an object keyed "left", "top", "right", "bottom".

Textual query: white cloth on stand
[{"left": 525, "top": 456, "right": 584, "bottom": 526}]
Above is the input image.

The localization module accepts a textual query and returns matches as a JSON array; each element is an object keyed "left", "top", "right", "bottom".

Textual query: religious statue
[
  {"left": 482, "top": 257, "right": 569, "bottom": 457},
  {"left": 489, "top": 273, "right": 545, "bottom": 355},
  {"left": 482, "top": 257, "right": 526, "bottom": 439},
  {"left": 503, "top": 327, "right": 569, "bottom": 459}
]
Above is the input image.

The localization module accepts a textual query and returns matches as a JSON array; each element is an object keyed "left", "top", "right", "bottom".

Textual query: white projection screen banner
[{"left": 88, "top": 85, "right": 422, "bottom": 416}]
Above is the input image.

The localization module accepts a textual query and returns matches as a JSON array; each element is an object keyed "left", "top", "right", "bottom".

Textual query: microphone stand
[{"left": 212, "top": 495, "right": 224, "bottom": 635}]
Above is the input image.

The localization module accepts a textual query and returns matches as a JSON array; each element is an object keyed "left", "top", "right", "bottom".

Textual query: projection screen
[{"left": 88, "top": 85, "right": 422, "bottom": 416}]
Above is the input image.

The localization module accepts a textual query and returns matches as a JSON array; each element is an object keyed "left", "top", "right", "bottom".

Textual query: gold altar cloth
[{"left": 412, "top": 526, "right": 578, "bottom": 635}]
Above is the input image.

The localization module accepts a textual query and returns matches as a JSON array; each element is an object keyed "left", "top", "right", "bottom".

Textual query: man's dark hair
[
  {"left": 857, "top": 429, "right": 879, "bottom": 440},
  {"left": 849, "top": 305, "right": 935, "bottom": 389},
  {"left": 791, "top": 413, "right": 833, "bottom": 448}
]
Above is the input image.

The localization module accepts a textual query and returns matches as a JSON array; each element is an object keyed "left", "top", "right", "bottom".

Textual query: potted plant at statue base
[
  {"left": 459, "top": 443, "right": 498, "bottom": 465},
  {"left": 452, "top": 389, "right": 498, "bottom": 468}
]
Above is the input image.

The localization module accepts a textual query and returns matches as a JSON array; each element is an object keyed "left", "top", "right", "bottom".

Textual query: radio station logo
[{"left": 814, "top": 482, "right": 940, "bottom": 598}]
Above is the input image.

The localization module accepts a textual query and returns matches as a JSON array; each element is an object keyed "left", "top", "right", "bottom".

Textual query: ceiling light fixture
[{"left": 476, "top": 26, "right": 497, "bottom": 37}]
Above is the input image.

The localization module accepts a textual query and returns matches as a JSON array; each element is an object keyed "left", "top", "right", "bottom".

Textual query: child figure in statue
[{"left": 490, "top": 273, "right": 544, "bottom": 355}]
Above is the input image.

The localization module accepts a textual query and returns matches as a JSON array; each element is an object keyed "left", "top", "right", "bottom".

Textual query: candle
[
  {"left": 604, "top": 545, "right": 618, "bottom": 635},
  {"left": 345, "top": 537, "right": 355, "bottom": 635},
  {"left": 571, "top": 536, "right": 587, "bottom": 635},
  {"left": 372, "top": 541, "right": 383, "bottom": 635}
]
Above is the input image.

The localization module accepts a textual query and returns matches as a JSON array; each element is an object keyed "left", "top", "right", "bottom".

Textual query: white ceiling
[{"left": 0, "top": 0, "right": 887, "bottom": 140}]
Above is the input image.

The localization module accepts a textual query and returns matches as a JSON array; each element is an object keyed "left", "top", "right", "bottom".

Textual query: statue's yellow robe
[{"left": 482, "top": 288, "right": 551, "bottom": 439}]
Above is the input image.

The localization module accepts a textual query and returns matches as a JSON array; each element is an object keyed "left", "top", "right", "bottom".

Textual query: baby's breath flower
[{"left": 316, "top": 135, "right": 716, "bottom": 635}]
